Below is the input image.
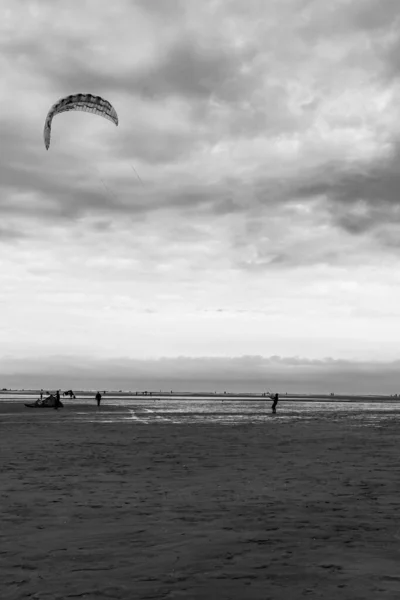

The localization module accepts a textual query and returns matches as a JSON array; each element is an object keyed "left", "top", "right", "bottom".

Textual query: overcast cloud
[{"left": 1, "top": 0, "right": 400, "bottom": 393}]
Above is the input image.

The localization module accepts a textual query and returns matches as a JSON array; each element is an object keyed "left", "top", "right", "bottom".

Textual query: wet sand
[{"left": 1, "top": 402, "right": 400, "bottom": 599}]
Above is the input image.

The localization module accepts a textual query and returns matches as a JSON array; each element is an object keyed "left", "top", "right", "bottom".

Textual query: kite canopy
[{"left": 43, "top": 93, "right": 118, "bottom": 149}]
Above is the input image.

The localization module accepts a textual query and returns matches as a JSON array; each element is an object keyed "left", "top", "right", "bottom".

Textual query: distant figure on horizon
[
  {"left": 95, "top": 391, "right": 102, "bottom": 407},
  {"left": 40, "top": 389, "right": 43, "bottom": 400},
  {"left": 54, "top": 390, "right": 61, "bottom": 410},
  {"left": 272, "top": 393, "right": 279, "bottom": 414}
]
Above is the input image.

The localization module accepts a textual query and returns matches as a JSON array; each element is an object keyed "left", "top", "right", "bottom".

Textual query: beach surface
[{"left": 2, "top": 401, "right": 400, "bottom": 599}]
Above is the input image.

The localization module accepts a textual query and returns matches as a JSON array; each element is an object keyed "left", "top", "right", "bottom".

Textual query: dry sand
[{"left": 1, "top": 402, "right": 400, "bottom": 599}]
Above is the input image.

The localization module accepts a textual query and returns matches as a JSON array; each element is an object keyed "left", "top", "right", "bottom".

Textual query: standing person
[
  {"left": 95, "top": 391, "right": 102, "bottom": 407},
  {"left": 40, "top": 389, "right": 43, "bottom": 400},
  {"left": 54, "top": 389, "right": 61, "bottom": 410},
  {"left": 271, "top": 393, "right": 279, "bottom": 414}
]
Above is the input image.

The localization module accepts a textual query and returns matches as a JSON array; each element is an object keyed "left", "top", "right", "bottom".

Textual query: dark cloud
[
  {"left": 381, "top": 31, "right": 400, "bottom": 80},
  {"left": 254, "top": 251, "right": 325, "bottom": 269},
  {"left": 129, "top": 38, "right": 258, "bottom": 103},
  {"left": 90, "top": 219, "right": 114, "bottom": 232},
  {"left": 234, "top": 252, "right": 328, "bottom": 271},
  {"left": 114, "top": 126, "right": 204, "bottom": 165},
  {"left": 0, "top": 225, "right": 25, "bottom": 243},
  {"left": 5, "top": 15, "right": 257, "bottom": 108},
  {"left": 133, "top": 0, "right": 188, "bottom": 20},
  {"left": 289, "top": 138, "right": 400, "bottom": 236},
  {"left": 293, "top": 1, "right": 400, "bottom": 87},
  {"left": 0, "top": 28, "right": 122, "bottom": 97},
  {"left": 352, "top": 0, "right": 400, "bottom": 32},
  {"left": 300, "top": 0, "right": 400, "bottom": 37}
]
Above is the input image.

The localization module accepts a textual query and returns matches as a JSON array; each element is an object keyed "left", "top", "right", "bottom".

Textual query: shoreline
[{"left": 2, "top": 391, "right": 400, "bottom": 402}]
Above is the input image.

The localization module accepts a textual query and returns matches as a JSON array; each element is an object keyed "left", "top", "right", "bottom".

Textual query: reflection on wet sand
[{"left": 2, "top": 397, "right": 400, "bottom": 426}]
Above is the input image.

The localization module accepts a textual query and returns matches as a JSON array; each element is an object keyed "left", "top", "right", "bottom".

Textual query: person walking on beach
[
  {"left": 271, "top": 393, "right": 279, "bottom": 414},
  {"left": 95, "top": 391, "right": 102, "bottom": 407}
]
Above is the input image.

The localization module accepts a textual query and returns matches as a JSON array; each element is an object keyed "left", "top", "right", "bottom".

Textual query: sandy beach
[{"left": 2, "top": 401, "right": 400, "bottom": 599}]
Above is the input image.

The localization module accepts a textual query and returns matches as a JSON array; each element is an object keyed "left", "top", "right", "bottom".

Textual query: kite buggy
[{"left": 25, "top": 394, "right": 64, "bottom": 409}]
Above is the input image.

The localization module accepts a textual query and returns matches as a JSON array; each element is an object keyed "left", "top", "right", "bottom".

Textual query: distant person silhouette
[
  {"left": 54, "top": 389, "right": 61, "bottom": 410},
  {"left": 95, "top": 391, "right": 102, "bottom": 407},
  {"left": 272, "top": 393, "right": 279, "bottom": 414}
]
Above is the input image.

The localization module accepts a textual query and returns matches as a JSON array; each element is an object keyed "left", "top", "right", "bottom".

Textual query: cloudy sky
[{"left": 1, "top": 0, "right": 400, "bottom": 393}]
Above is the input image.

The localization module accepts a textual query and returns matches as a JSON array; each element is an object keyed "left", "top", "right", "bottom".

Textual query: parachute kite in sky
[{"left": 43, "top": 93, "right": 118, "bottom": 149}]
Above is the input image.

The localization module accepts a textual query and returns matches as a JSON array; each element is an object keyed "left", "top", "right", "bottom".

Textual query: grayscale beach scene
[{"left": 2, "top": 0, "right": 400, "bottom": 598}]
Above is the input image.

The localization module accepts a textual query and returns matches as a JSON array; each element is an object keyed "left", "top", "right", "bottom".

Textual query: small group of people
[
  {"left": 39, "top": 389, "right": 103, "bottom": 408},
  {"left": 54, "top": 390, "right": 103, "bottom": 407}
]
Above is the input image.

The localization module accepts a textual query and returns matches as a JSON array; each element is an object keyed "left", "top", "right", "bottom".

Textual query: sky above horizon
[{"left": 2, "top": 0, "right": 400, "bottom": 392}]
